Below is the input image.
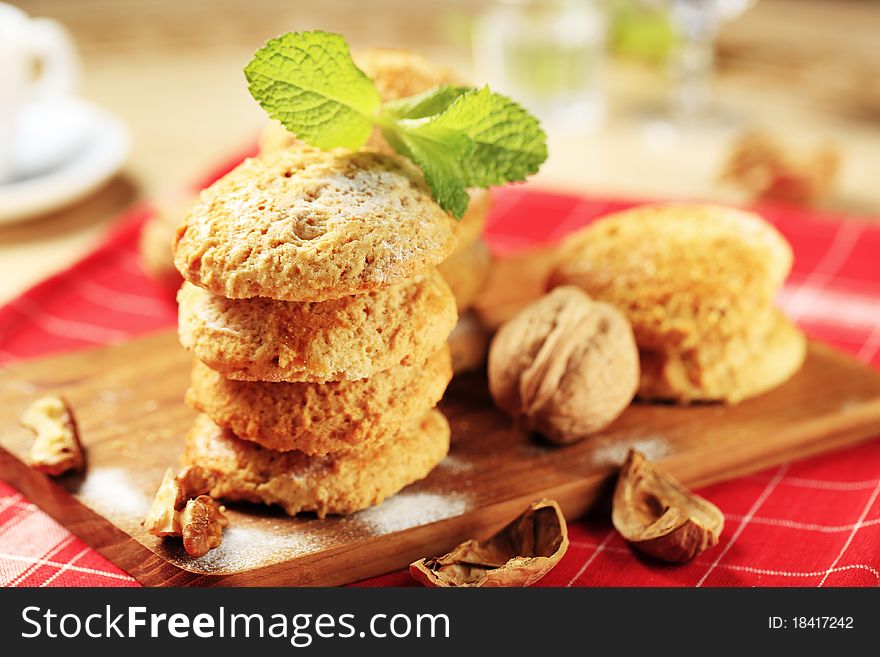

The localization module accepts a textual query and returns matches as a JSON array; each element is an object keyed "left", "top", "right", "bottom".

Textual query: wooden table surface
[{"left": 2, "top": 0, "right": 879, "bottom": 305}]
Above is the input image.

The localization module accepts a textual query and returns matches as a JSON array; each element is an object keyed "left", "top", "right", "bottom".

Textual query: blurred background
[{"left": 1, "top": 0, "right": 879, "bottom": 303}]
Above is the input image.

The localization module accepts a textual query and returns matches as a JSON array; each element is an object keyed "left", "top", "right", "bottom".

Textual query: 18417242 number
[{"left": 768, "top": 617, "right": 854, "bottom": 630}]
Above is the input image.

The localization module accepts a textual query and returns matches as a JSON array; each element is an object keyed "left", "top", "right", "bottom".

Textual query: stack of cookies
[
  {"left": 171, "top": 144, "right": 459, "bottom": 516},
  {"left": 550, "top": 204, "right": 806, "bottom": 404},
  {"left": 261, "top": 48, "right": 493, "bottom": 372}
]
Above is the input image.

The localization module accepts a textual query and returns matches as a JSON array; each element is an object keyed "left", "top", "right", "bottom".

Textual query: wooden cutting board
[{"left": 2, "top": 251, "right": 880, "bottom": 586}]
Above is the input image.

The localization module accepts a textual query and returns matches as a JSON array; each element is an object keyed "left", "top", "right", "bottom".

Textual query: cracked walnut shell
[
  {"left": 612, "top": 450, "right": 724, "bottom": 563},
  {"left": 410, "top": 499, "right": 568, "bottom": 587},
  {"left": 488, "top": 286, "right": 639, "bottom": 444}
]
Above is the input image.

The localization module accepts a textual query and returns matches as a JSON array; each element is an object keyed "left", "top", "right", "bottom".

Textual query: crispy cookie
[
  {"left": 177, "top": 269, "right": 457, "bottom": 383},
  {"left": 186, "top": 347, "right": 452, "bottom": 455},
  {"left": 182, "top": 410, "right": 450, "bottom": 517},
  {"left": 639, "top": 310, "right": 806, "bottom": 403},
  {"left": 173, "top": 145, "right": 458, "bottom": 302},
  {"left": 549, "top": 204, "right": 793, "bottom": 352}
]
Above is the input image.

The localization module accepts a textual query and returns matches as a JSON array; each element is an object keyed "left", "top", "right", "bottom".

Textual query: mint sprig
[
  {"left": 244, "top": 31, "right": 380, "bottom": 150},
  {"left": 245, "top": 31, "right": 547, "bottom": 218}
]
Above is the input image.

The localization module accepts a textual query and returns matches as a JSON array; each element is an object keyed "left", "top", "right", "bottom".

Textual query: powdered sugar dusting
[
  {"left": 436, "top": 454, "right": 476, "bottom": 475},
  {"left": 163, "top": 491, "right": 471, "bottom": 574},
  {"left": 172, "top": 523, "right": 327, "bottom": 574},
  {"left": 590, "top": 434, "right": 672, "bottom": 467},
  {"left": 354, "top": 491, "right": 470, "bottom": 535},
  {"left": 367, "top": 243, "right": 417, "bottom": 284},
  {"left": 79, "top": 467, "right": 152, "bottom": 521}
]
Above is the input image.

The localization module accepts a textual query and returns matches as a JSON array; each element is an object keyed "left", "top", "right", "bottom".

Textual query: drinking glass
[
  {"left": 652, "top": 0, "right": 756, "bottom": 123},
  {"left": 473, "top": 0, "right": 607, "bottom": 133}
]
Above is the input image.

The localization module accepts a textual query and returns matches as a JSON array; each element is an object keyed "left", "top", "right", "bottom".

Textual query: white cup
[{"left": 0, "top": 2, "right": 78, "bottom": 184}]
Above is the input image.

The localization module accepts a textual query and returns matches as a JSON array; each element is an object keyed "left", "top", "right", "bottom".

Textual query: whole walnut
[{"left": 488, "top": 286, "right": 639, "bottom": 444}]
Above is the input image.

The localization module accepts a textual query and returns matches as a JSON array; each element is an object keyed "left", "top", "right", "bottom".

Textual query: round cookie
[
  {"left": 639, "top": 310, "right": 806, "bottom": 403},
  {"left": 177, "top": 269, "right": 457, "bottom": 383},
  {"left": 186, "top": 347, "right": 452, "bottom": 455},
  {"left": 549, "top": 204, "right": 793, "bottom": 352},
  {"left": 259, "top": 122, "right": 491, "bottom": 248},
  {"left": 258, "top": 121, "right": 490, "bottom": 245},
  {"left": 182, "top": 410, "right": 451, "bottom": 517},
  {"left": 173, "top": 145, "right": 458, "bottom": 302},
  {"left": 438, "top": 237, "right": 491, "bottom": 312}
]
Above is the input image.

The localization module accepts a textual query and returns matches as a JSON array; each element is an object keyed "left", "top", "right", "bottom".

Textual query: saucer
[{"left": 0, "top": 97, "right": 130, "bottom": 224}]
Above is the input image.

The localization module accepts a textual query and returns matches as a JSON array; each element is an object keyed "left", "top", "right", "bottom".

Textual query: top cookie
[
  {"left": 173, "top": 145, "right": 458, "bottom": 302},
  {"left": 549, "top": 204, "right": 793, "bottom": 351}
]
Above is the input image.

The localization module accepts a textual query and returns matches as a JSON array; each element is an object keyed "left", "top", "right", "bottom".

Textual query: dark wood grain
[{"left": 2, "top": 252, "right": 880, "bottom": 586}]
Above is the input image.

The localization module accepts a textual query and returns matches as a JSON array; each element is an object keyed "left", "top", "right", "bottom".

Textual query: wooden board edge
[
  {"left": 665, "top": 398, "right": 880, "bottom": 491},
  {"left": 0, "top": 446, "right": 217, "bottom": 586}
]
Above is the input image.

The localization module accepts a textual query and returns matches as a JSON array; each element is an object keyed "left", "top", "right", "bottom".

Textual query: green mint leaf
[
  {"left": 379, "top": 85, "right": 547, "bottom": 217},
  {"left": 428, "top": 87, "right": 547, "bottom": 188},
  {"left": 382, "top": 84, "right": 470, "bottom": 120},
  {"left": 381, "top": 120, "right": 473, "bottom": 219},
  {"left": 244, "top": 31, "right": 380, "bottom": 149}
]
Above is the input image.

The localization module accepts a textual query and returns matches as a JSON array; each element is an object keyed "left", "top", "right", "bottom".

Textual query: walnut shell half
[
  {"left": 410, "top": 498, "right": 568, "bottom": 587},
  {"left": 612, "top": 450, "right": 724, "bottom": 563}
]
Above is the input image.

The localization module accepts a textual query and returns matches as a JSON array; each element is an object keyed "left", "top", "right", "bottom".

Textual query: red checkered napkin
[{"left": 2, "top": 168, "right": 879, "bottom": 587}]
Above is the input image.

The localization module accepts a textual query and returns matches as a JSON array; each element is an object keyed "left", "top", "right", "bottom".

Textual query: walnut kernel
[
  {"left": 144, "top": 466, "right": 221, "bottom": 554},
  {"left": 180, "top": 496, "right": 228, "bottom": 558},
  {"left": 20, "top": 396, "right": 85, "bottom": 476},
  {"left": 144, "top": 469, "right": 184, "bottom": 537}
]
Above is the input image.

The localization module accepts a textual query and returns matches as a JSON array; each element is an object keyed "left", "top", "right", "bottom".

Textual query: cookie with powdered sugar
[{"left": 173, "top": 144, "right": 457, "bottom": 302}]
